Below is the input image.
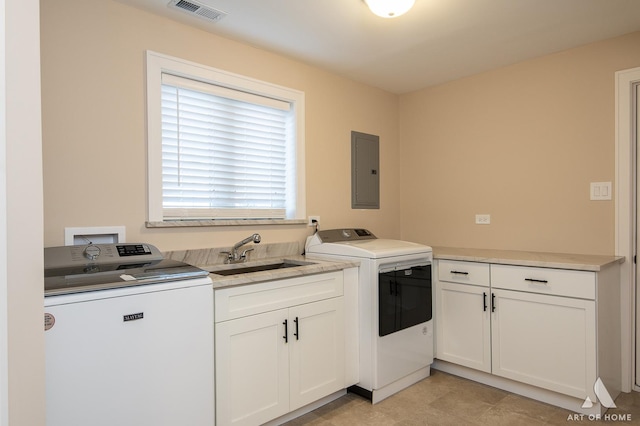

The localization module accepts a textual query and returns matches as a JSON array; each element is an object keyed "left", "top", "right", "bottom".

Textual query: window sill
[{"left": 146, "top": 219, "right": 308, "bottom": 228}]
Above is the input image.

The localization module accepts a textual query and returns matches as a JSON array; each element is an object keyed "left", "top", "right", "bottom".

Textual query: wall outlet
[
  {"left": 475, "top": 214, "right": 491, "bottom": 225},
  {"left": 308, "top": 216, "right": 320, "bottom": 227}
]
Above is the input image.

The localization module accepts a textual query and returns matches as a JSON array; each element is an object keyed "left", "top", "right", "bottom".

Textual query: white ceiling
[{"left": 118, "top": 0, "right": 640, "bottom": 94}]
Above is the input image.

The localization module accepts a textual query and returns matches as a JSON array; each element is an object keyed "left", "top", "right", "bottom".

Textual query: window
[{"left": 146, "top": 51, "right": 305, "bottom": 223}]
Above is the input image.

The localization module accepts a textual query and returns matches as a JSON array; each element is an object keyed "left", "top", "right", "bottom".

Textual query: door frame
[
  {"left": 0, "top": 0, "right": 7, "bottom": 421},
  {"left": 615, "top": 66, "right": 640, "bottom": 392}
]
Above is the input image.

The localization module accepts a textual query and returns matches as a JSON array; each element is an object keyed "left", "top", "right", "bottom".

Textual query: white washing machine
[
  {"left": 305, "top": 229, "right": 433, "bottom": 403},
  {"left": 44, "top": 243, "right": 214, "bottom": 426}
]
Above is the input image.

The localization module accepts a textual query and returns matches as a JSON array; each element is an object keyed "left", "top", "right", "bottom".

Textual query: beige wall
[
  {"left": 40, "top": 0, "right": 401, "bottom": 251},
  {"left": 41, "top": 0, "right": 640, "bottom": 257},
  {"left": 399, "top": 32, "right": 640, "bottom": 255}
]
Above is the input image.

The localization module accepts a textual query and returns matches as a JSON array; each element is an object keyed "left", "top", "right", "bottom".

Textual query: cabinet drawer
[
  {"left": 214, "top": 271, "right": 343, "bottom": 322},
  {"left": 438, "top": 260, "right": 490, "bottom": 287},
  {"left": 490, "top": 264, "right": 595, "bottom": 299}
]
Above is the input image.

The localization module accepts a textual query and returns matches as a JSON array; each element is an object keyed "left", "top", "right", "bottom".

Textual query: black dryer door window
[{"left": 378, "top": 265, "right": 432, "bottom": 337}]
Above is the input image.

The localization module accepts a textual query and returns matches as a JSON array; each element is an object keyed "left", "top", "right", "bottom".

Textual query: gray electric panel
[{"left": 351, "top": 131, "right": 380, "bottom": 209}]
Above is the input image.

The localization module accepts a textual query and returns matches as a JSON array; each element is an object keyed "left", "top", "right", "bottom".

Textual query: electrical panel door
[{"left": 351, "top": 131, "right": 380, "bottom": 209}]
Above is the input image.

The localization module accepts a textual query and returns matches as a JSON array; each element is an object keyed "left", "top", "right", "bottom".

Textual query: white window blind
[{"left": 161, "top": 73, "right": 294, "bottom": 220}]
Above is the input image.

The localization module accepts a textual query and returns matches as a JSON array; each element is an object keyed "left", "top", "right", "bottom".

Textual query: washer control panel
[{"left": 45, "top": 243, "right": 163, "bottom": 269}]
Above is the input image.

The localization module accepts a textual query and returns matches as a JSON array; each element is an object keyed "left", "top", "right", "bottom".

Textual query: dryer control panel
[{"left": 315, "top": 228, "right": 377, "bottom": 243}]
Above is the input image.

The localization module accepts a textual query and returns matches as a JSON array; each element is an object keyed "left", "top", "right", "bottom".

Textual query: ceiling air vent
[{"left": 168, "top": 0, "right": 227, "bottom": 23}]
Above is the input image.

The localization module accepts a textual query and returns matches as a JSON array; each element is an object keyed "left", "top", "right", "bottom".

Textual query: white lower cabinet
[
  {"left": 437, "top": 281, "right": 491, "bottom": 372},
  {"left": 215, "top": 308, "right": 290, "bottom": 426},
  {"left": 289, "top": 298, "right": 345, "bottom": 410},
  {"left": 435, "top": 258, "right": 620, "bottom": 413},
  {"left": 214, "top": 271, "right": 351, "bottom": 426},
  {"left": 490, "top": 288, "right": 596, "bottom": 399}
]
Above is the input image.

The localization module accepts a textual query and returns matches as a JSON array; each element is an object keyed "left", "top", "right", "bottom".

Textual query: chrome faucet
[{"left": 221, "top": 233, "right": 261, "bottom": 264}]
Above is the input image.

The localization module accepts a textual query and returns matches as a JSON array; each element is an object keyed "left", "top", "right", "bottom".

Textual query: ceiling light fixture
[{"left": 364, "top": 0, "right": 415, "bottom": 18}]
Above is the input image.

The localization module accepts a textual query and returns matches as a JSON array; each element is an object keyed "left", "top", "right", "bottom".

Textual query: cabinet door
[
  {"left": 436, "top": 281, "right": 491, "bottom": 372},
  {"left": 215, "top": 309, "right": 289, "bottom": 426},
  {"left": 491, "top": 289, "right": 596, "bottom": 400},
  {"left": 289, "top": 298, "right": 345, "bottom": 410}
]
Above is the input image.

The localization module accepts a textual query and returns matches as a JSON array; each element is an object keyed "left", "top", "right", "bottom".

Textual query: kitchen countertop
[
  {"left": 202, "top": 255, "right": 359, "bottom": 289},
  {"left": 433, "top": 246, "right": 624, "bottom": 272}
]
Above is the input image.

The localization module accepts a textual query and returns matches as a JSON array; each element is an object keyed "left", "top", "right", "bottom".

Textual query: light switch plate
[{"left": 590, "top": 182, "right": 612, "bottom": 201}]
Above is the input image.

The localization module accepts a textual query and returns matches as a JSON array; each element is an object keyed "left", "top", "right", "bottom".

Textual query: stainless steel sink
[{"left": 208, "top": 261, "right": 314, "bottom": 276}]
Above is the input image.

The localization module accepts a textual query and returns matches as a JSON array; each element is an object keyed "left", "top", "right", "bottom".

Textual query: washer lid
[
  {"left": 44, "top": 259, "right": 209, "bottom": 296},
  {"left": 306, "top": 238, "right": 432, "bottom": 259},
  {"left": 43, "top": 243, "right": 209, "bottom": 296}
]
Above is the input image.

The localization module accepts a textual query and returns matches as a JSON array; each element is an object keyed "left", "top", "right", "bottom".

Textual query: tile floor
[{"left": 285, "top": 370, "right": 640, "bottom": 425}]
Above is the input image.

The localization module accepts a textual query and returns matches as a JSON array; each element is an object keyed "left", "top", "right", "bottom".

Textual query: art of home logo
[
  {"left": 567, "top": 378, "right": 632, "bottom": 422},
  {"left": 582, "top": 377, "right": 616, "bottom": 409}
]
